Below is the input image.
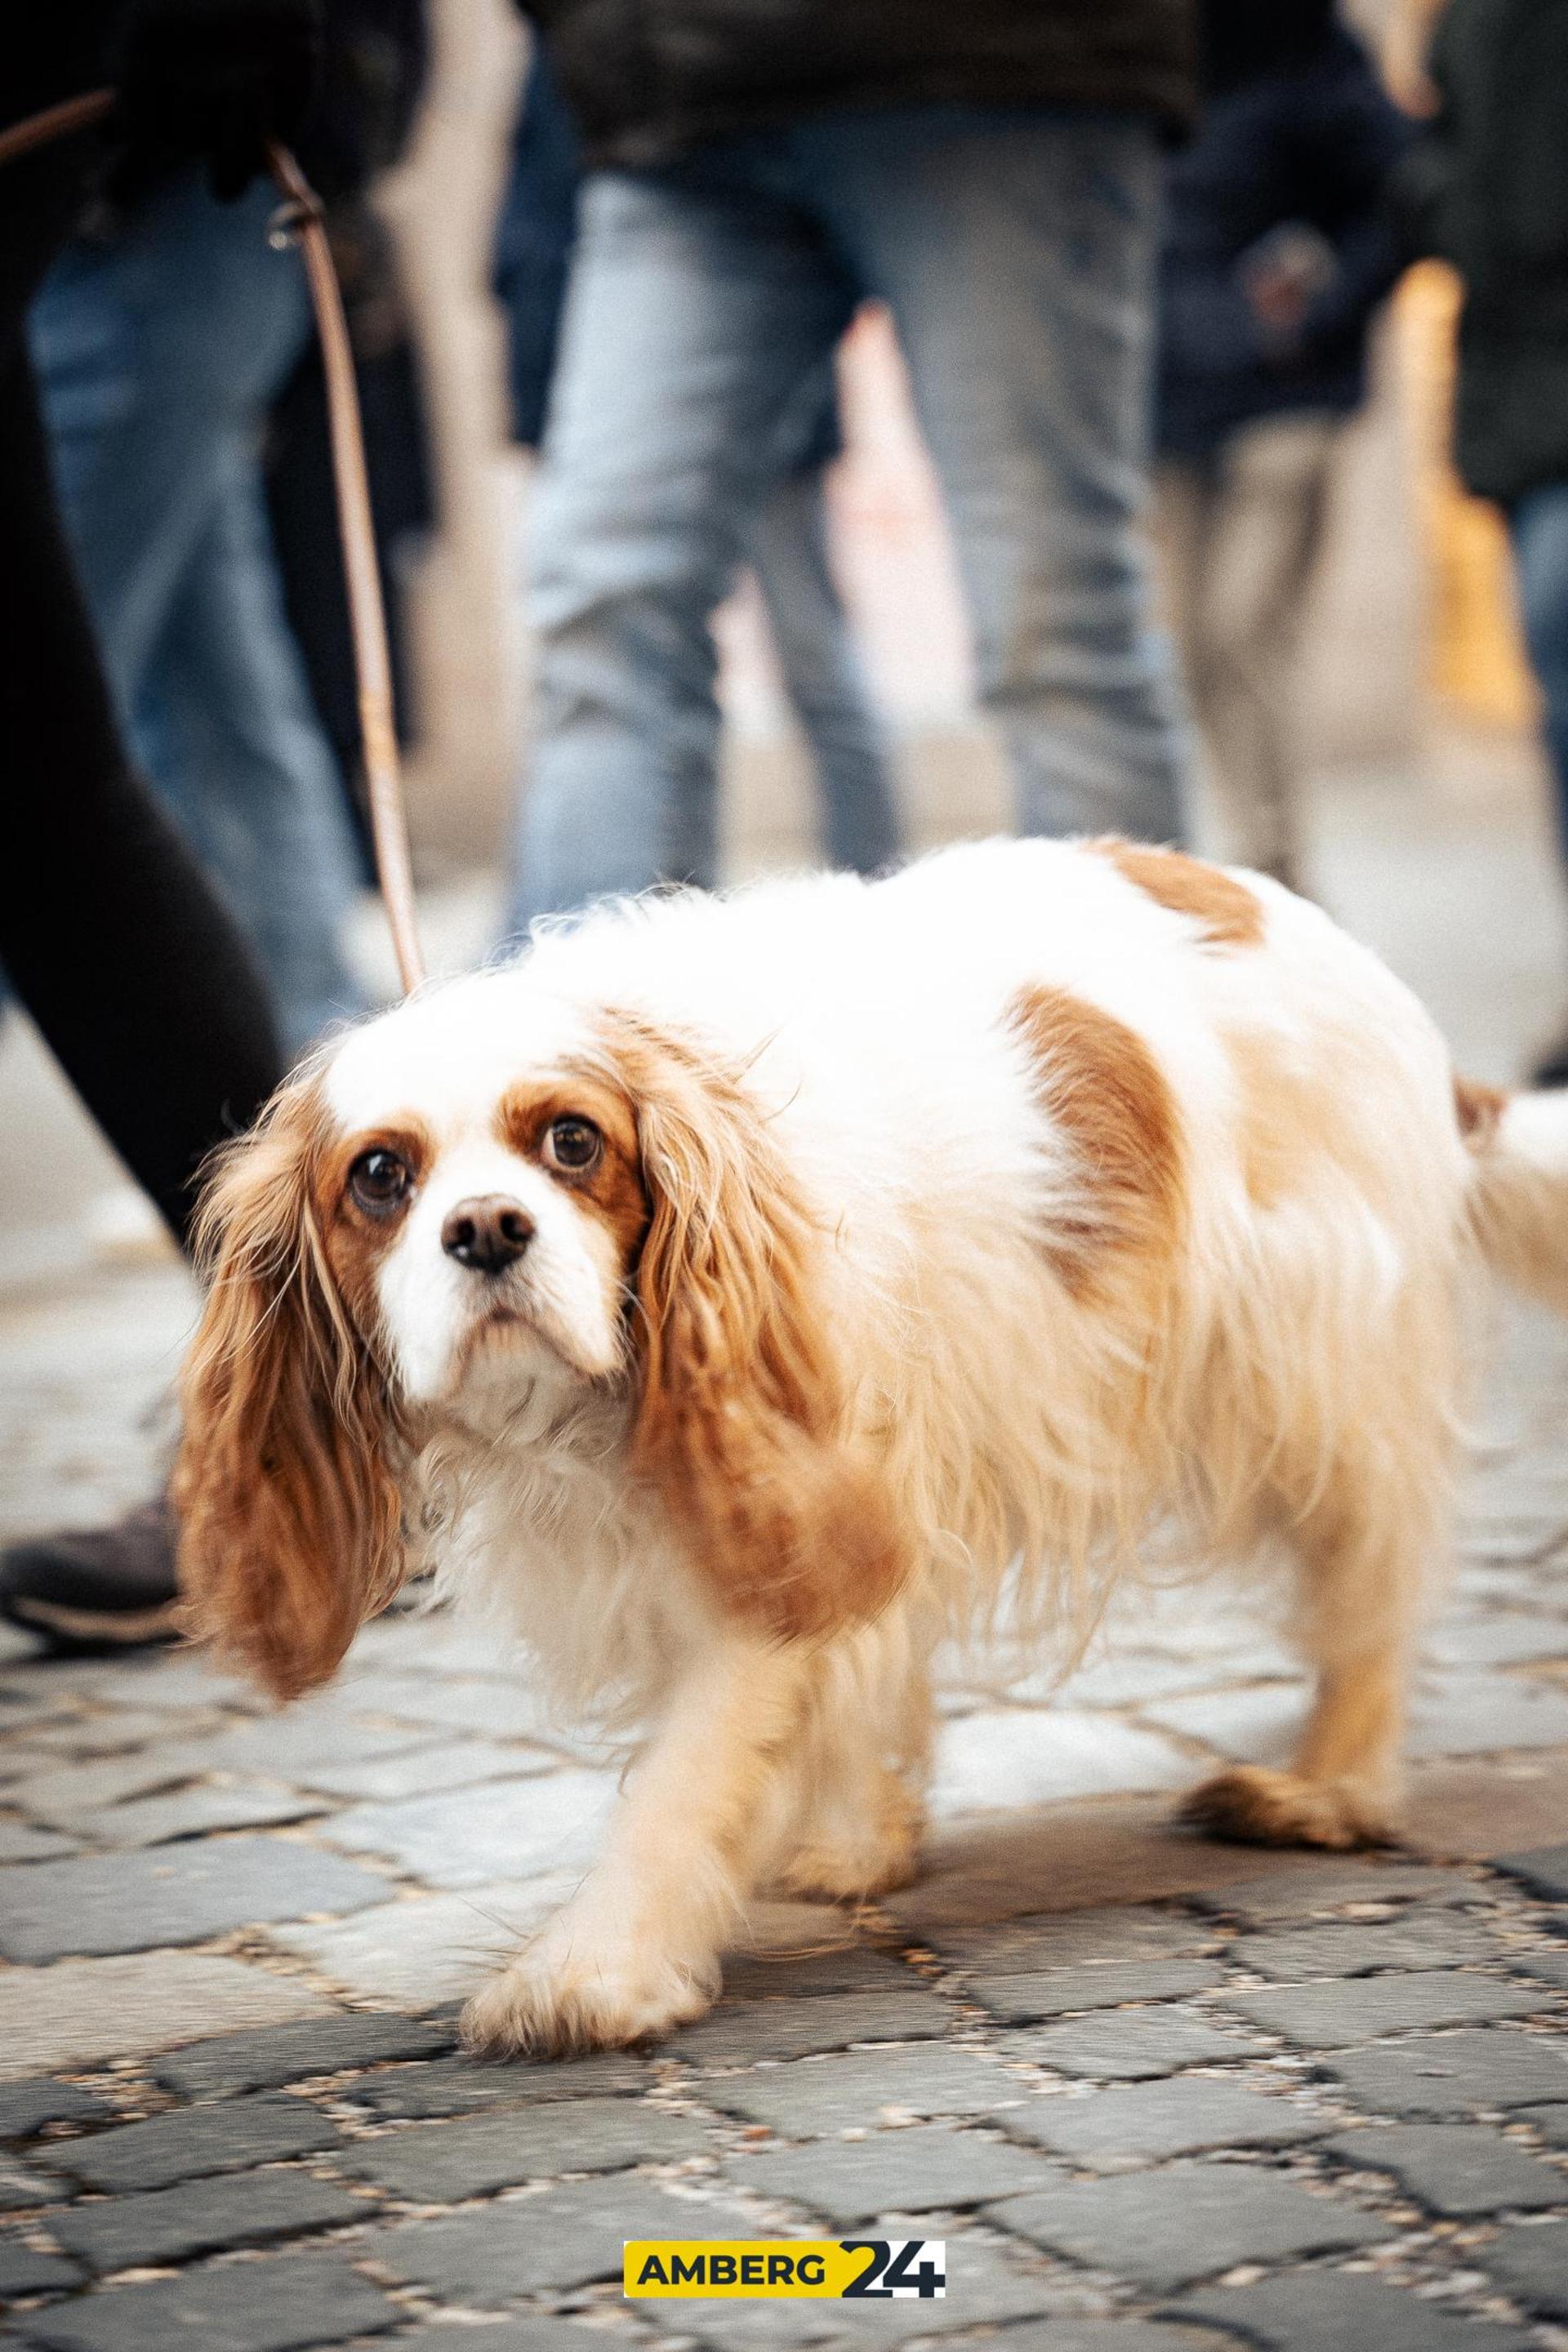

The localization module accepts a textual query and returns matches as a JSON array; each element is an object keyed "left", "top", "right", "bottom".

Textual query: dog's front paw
[
  {"left": 461, "top": 1929, "right": 719, "bottom": 2057},
  {"left": 1180, "top": 1764, "right": 1400, "bottom": 1852}
]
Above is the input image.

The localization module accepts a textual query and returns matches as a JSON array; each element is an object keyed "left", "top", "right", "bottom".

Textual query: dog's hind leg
[{"left": 1182, "top": 1429, "right": 1446, "bottom": 1851}]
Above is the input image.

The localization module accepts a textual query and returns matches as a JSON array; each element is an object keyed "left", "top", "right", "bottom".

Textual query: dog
[{"left": 173, "top": 836, "right": 1568, "bottom": 2053}]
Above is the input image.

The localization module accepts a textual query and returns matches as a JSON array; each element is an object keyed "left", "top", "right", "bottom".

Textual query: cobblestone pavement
[{"left": 1, "top": 1244, "right": 1567, "bottom": 2352}]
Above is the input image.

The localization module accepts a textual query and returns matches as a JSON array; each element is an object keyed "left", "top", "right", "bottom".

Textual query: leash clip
[{"left": 267, "top": 192, "right": 322, "bottom": 251}]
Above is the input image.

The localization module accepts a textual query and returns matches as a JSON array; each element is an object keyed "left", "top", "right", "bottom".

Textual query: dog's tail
[{"left": 1463, "top": 1076, "right": 1568, "bottom": 1312}]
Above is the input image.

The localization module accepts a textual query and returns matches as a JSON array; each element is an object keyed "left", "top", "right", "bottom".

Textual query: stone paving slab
[
  {"left": 286, "top": 1740, "right": 554, "bottom": 1805},
  {"left": 1512, "top": 1948, "right": 1568, "bottom": 1989},
  {"left": 345, "top": 2047, "right": 653, "bottom": 2117},
  {"left": 998, "top": 2077, "right": 1330, "bottom": 2167},
  {"left": 0, "top": 2160, "right": 52, "bottom": 2211},
  {"left": 384, "top": 2328, "right": 620, "bottom": 2352},
  {"left": 339, "top": 2096, "right": 709, "bottom": 2200},
  {"left": 60, "top": 1784, "right": 333, "bottom": 1849},
  {"left": 989, "top": 2159, "right": 1393, "bottom": 2291},
  {"left": 1167, "top": 2270, "right": 1539, "bottom": 2352},
  {"left": 931, "top": 1707, "right": 1193, "bottom": 1811},
  {"left": 978, "top": 2328, "right": 1234, "bottom": 2352},
  {"left": 880, "top": 1810, "right": 1328, "bottom": 1936},
  {"left": 317, "top": 1673, "right": 557, "bottom": 1743},
  {"left": 0, "top": 2085, "right": 105, "bottom": 2140},
  {"left": 1190, "top": 1864, "right": 1478, "bottom": 1926},
  {"left": 921, "top": 1904, "right": 1219, "bottom": 1971},
  {"left": 670, "top": 1989, "right": 955, "bottom": 2069},
  {"left": 1477, "top": 2216, "right": 1568, "bottom": 2320},
  {"left": 0, "top": 1953, "right": 332, "bottom": 2080},
  {"left": 702, "top": 2045, "right": 1024, "bottom": 2136},
  {"left": 1321, "top": 2026, "right": 1568, "bottom": 2117},
  {"left": 47, "top": 2167, "right": 368, "bottom": 2273},
  {"left": 1494, "top": 1844, "right": 1568, "bottom": 1903},
  {"left": 1005, "top": 2009, "right": 1260, "bottom": 2081},
  {"left": 0, "top": 1828, "right": 75, "bottom": 1865},
  {"left": 0, "top": 2241, "right": 81, "bottom": 2300},
  {"left": 385, "top": 2325, "right": 625, "bottom": 2352},
  {"left": 365, "top": 2180, "right": 758, "bottom": 2300},
  {"left": 267, "top": 1876, "right": 579, "bottom": 2007},
  {"left": 1228, "top": 1913, "right": 1500, "bottom": 1980},
  {"left": 148, "top": 2011, "right": 454, "bottom": 2099},
  {"left": 722, "top": 2123, "right": 1065, "bottom": 2224},
  {"left": 1217, "top": 1969, "right": 1552, "bottom": 2047},
  {"left": 317, "top": 1772, "right": 614, "bottom": 1888},
  {"left": 7, "top": 2251, "right": 399, "bottom": 2352},
  {"left": 716, "top": 1946, "right": 913, "bottom": 2001},
  {"left": 968, "top": 1959, "right": 1227, "bottom": 2024},
  {"left": 0, "top": 1838, "right": 389, "bottom": 1962},
  {"left": 1324, "top": 2119, "right": 1568, "bottom": 2214},
  {"left": 33, "top": 2091, "right": 341, "bottom": 2192}
]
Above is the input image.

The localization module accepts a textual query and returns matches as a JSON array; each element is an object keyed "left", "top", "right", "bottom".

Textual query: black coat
[
  {"left": 1401, "top": 0, "right": 1568, "bottom": 505},
  {"left": 1157, "top": 14, "right": 1405, "bottom": 458},
  {"left": 519, "top": 0, "right": 1198, "bottom": 168}
]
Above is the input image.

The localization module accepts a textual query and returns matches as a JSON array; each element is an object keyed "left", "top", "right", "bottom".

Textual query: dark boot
[{"left": 0, "top": 1494, "right": 179, "bottom": 1652}]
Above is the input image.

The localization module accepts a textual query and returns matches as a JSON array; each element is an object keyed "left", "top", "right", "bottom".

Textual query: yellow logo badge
[{"left": 624, "top": 2238, "right": 947, "bottom": 2299}]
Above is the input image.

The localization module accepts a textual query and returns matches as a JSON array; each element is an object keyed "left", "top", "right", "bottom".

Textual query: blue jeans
[
  {"left": 748, "top": 457, "right": 900, "bottom": 880},
  {"left": 29, "top": 172, "right": 365, "bottom": 1057},
  {"left": 510, "top": 105, "right": 1183, "bottom": 929},
  {"left": 1512, "top": 484, "right": 1568, "bottom": 862}
]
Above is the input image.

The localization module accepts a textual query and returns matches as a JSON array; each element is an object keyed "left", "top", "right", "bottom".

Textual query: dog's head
[{"left": 176, "top": 973, "right": 906, "bottom": 1697}]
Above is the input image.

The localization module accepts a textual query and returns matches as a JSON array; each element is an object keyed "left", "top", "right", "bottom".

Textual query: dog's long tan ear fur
[
  {"left": 174, "top": 1076, "right": 404, "bottom": 1699},
  {"left": 615, "top": 1018, "right": 907, "bottom": 1643}
]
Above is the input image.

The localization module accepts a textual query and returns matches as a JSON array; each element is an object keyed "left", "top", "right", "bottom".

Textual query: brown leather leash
[{"left": 0, "top": 87, "right": 427, "bottom": 995}]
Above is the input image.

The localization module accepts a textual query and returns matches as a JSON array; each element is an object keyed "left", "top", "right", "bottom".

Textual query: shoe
[
  {"left": 0, "top": 1495, "right": 180, "bottom": 1653},
  {"left": 1530, "top": 1022, "right": 1568, "bottom": 1089}
]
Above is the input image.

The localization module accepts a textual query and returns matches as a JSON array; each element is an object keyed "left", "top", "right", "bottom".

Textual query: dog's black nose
[{"left": 442, "top": 1195, "right": 535, "bottom": 1275}]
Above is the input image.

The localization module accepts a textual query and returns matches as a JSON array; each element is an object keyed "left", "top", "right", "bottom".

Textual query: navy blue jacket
[{"left": 1156, "top": 20, "right": 1406, "bottom": 460}]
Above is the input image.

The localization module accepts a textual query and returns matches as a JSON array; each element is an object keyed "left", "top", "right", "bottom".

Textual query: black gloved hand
[{"left": 111, "top": 0, "right": 323, "bottom": 200}]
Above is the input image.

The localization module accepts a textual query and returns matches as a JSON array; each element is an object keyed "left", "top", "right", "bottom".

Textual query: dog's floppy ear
[
  {"left": 173, "top": 1072, "right": 405, "bottom": 1699},
  {"left": 612, "top": 1016, "right": 908, "bottom": 1642}
]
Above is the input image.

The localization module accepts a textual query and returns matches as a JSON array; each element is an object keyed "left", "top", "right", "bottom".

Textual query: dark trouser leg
[
  {"left": 0, "top": 88, "right": 283, "bottom": 1253},
  {"left": 0, "top": 333, "right": 283, "bottom": 1250}
]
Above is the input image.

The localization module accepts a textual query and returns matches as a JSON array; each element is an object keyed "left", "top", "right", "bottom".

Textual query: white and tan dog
[{"left": 174, "top": 837, "right": 1568, "bottom": 2052}]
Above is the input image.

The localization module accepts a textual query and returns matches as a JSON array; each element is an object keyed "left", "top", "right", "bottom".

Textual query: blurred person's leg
[
  {"left": 510, "top": 166, "right": 858, "bottom": 930},
  {"left": 1508, "top": 483, "right": 1568, "bottom": 1085},
  {"left": 1151, "top": 453, "right": 1219, "bottom": 747},
  {"left": 1511, "top": 483, "right": 1568, "bottom": 854},
  {"left": 747, "top": 461, "right": 900, "bottom": 875},
  {"left": 804, "top": 105, "right": 1185, "bottom": 845},
  {"left": 1157, "top": 415, "right": 1337, "bottom": 891},
  {"left": 0, "top": 90, "right": 279, "bottom": 1655},
  {"left": 1, "top": 109, "right": 283, "bottom": 1254},
  {"left": 0, "top": 336, "right": 283, "bottom": 1243},
  {"left": 134, "top": 445, "right": 367, "bottom": 1058},
  {"left": 30, "top": 170, "right": 364, "bottom": 1050}
]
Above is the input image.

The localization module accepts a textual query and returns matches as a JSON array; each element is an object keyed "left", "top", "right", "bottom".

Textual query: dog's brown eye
[
  {"left": 349, "top": 1148, "right": 412, "bottom": 1216},
  {"left": 545, "top": 1116, "right": 603, "bottom": 1174}
]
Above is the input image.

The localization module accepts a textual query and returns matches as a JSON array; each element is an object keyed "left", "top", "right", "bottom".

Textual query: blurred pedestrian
[
  {"left": 504, "top": 0, "right": 1198, "bottom": 933},
  {"left": 24, "top": 3, "right": 425, "bottom": 1059},
  {"left": 492, "top": 50, "right": 899, "bottom": 884},
  {"left": 0, "top": 2, "right": 316, "bottom": 1650},
  {"left": 1153, "top": 0, "right": 1407, "bottom": 893},
  {"left": 264, "top": 0, "right": 432, "bottom": 856},
  {"left": 1401, "top": 0, "right": 1568, "bottom": 1080}
]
